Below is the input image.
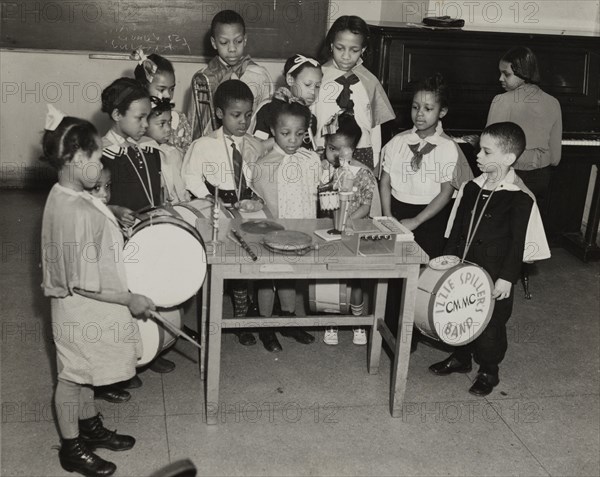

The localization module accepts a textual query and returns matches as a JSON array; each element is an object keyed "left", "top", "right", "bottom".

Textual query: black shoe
[
  {"left": 94, "top": 386, "right": 131, "bottom": 403},
  {"left": 149, "top": 356, "right": 176, "bottom": 374},
  {"left": 182, "top": 325, "right": 200, "bottom": 344},
  {"left": 429, "top": 356, "right": 472, "bottom": 376},
  {"left": 246, "top": 301, "right": 259, "bottom": 317},
  {"left": 59, "top": 437, "right": 116, "bottom": 477},
  {"left": 280, "top": 328, "right": 315, "bottom": 344},
  {"left": 469, "top": 372, "right": 499, "bottom": 396},
  {"left": 237, "top": 331, "right": 257, "bottom": 346},
  {"left": 79, "top": 413, "right": 135, "bottom": 451},
  {"left": 259, "top": 331, "right": 282, "bottom": 353},
  {"left": 120, "top": 375, "right": 142, "bottom": 390}
]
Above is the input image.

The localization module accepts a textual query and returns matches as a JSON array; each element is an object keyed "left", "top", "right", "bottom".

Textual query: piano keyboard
[
  {"left": 561, "top": 139, "right": 600, "bottom": 147},
  {"left": 453, "top": 137, "right": 600, "bottom": 147}
]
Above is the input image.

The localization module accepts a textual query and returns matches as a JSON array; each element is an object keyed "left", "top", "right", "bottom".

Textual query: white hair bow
[
  {"left": 44, "top": 104, "right": 66, "bottom": 131},
  {"left": 131, "top": 48, "right": 158, "bottom": 82},
  {"left": 287, "top": 54, "right": 320, "bottom": 75}
]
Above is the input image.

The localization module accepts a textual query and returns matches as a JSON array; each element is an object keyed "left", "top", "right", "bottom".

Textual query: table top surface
[{"left": 195, "top": 217, "right": 429, "bottom": 266}]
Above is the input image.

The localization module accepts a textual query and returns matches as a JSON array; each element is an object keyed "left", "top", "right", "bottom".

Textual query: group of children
[{"left": 40, "top": 8, "right": 558, "bottom": 476}]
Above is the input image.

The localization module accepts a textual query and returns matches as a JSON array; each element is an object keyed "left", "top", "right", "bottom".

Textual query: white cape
[{"left": 445, "top": 169, "right": 551, "bottom": 262}]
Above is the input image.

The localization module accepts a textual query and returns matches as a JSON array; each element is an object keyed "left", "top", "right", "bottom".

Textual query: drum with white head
[
  {"left": 125, "top": 206, "right": 207, "bottom": 366},
  {"left": 125, "top": 206, "right": 207, "bottom": 308},
  {"left": 414, "top": 255, "right": 495, "bottom": 346}
]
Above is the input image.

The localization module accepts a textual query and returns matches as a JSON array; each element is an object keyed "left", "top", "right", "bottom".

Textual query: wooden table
[{"left": 196, "top": 218, "right": 428, "bottom": 425}]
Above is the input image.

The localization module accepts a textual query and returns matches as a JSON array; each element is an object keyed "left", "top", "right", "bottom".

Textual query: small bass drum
[
  {"left": 137, "top": 308, "right": 182, "bottom": 367},
  {"left": 414, "top": 255, "right": 495, "bottom": 346},
  {"left": 308, "top": 280, "right": 352, "bottom": 314},
  {"left": 125, "top": 205, "right": 207, "bottom": 309}
]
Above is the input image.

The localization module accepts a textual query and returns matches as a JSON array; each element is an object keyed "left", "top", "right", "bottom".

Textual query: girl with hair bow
[
  {"left": 132, "top": 49, "right": 193, "bottom": 154},
  {"left": 249, "top": 53, "right": 323, "bottom": 152},
  {"left": 40, "top": 105, "right": 155, "bottom": 477}
]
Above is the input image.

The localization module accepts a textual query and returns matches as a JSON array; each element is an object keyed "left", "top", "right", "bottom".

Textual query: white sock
[{"left": 351, "top": 302, "right": 364, "bottom": 316}]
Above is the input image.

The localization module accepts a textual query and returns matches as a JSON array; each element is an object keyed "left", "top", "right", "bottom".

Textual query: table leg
[
  {"left": 205, "top": 268, "right": 223, "bottom": 425},
  {"left": 390, "top": 266, "right": 419, "bottom": 418},
  {"left": 199, "top": 270, "right": 209, "bottom": 381},
  {"left": 368, "top": 279, "right": 388, "bottom": 374}
]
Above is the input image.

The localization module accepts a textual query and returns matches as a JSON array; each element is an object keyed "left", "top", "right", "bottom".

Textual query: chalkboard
[{"left": 0, "top": 0, "right": 330, "bottom": 58}]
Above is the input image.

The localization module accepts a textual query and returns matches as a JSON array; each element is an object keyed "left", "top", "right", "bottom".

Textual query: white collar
[
  {"left": 55, "top": 183, "right": 85, "bottom": 196},
  {"left": 54, "top": 184, "right": 119, "bottom": 228},
  {"left": 331, "top": 57, "right": 363, "bottom": 72},
  {"left": 273, "top": 143, "right": 288, "bottom": 157},
  {"left": 103, "top": 128, "right": 139, "bottom": 148},
  {"left": 474, "top": 169, "right": 522, "bottom": 192},
  {"left": 406, "top": 122, "right": 445, "bottom": 146}
]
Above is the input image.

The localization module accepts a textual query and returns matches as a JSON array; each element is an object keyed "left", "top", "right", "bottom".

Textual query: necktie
[
  {"left": 334, "top": 74, "right": 360, "bottom": 111},
  {"left": 408, "top": 142, "right": 437, "bottom": 171},
  {"left": 230, "top": 139, "right": 247, "bottom": 200}
]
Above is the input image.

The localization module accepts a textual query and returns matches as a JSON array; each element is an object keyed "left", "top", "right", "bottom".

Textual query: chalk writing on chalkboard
[
  {"left": 0, "top": 0, "right": 329, "bottom": 58},
  {"left": 107, "top": 25, "right": 191, "bottom": 55}
]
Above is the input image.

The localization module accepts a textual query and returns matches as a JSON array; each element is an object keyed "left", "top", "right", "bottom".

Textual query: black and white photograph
[{"left": 1, "top": 1, "right": 599, "bottom": 475}]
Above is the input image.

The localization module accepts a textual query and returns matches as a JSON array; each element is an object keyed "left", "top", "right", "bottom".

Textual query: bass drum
[
  {"left": 308, "top": 280, "right": 352, "bottom": 314},
  {"left": 125, "top": 205, "right": 207, "bottom": 309},
  {"left": 137, "top": 307, "right": 182, "bottom": 367},
  {"left": 415, "top": 255, "right": 495, "bottom": 346}
]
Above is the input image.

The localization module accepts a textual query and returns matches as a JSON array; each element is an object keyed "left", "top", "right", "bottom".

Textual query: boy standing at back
[
  {"left": 188, "top": 9, "right": 274, "bottom": 139},
  {"left": 429, "top": 122, "right": 550, "bottom": 396}
]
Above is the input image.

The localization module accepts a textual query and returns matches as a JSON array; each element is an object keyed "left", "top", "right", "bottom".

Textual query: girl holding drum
[{"left": 40, "top": 106, "right": 155, "bottom": 476}]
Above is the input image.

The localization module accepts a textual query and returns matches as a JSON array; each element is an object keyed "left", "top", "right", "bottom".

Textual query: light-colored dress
[
  {"left": 169, "top": 110, "right": 193, "bottom": 155},
  {"left": 41, "top": 184, "right": 141, "bottom": 386},
  {"left": 333, "top": 164, "right": 381, "bottom": 217},
  {"left": 251, "top": 145, "right": 320, "bottom": 219}
]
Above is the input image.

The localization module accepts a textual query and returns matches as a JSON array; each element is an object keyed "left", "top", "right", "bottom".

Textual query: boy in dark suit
[{"left": 429, "top": 122, "right": 550, "bottom": 396}]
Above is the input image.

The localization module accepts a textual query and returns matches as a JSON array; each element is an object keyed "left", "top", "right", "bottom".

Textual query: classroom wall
[
  {"left": 0, "top": 51, "right": 284, "bottom": 187},
  {"left": 1, "top": 0, "right": 599, "bottom": 188}
]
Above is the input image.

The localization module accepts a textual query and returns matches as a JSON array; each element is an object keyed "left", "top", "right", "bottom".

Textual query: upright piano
[{"left": 366, "top": 22, "right": 600, "bottom": 260}]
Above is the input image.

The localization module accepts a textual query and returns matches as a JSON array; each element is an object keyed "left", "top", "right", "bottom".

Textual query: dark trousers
[{"left": 452, "top": 287, "right": 514, "bottom": 374}]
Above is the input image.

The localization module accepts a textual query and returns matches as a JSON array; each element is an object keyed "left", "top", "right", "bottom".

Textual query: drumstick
[
  {"left": 230, "top": 228, "right": 258, "bottom": 261},
  {"left": 149, "top": 310, "right": 202, "bottom": 350}
]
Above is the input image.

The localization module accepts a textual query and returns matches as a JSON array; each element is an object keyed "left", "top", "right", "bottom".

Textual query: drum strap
[{"left": 462, "top": 183, "right": 495, "bottom": 262}]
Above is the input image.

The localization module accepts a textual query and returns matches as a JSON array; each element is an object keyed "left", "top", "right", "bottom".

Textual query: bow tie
[
  {"left": 408, "top": 142, "right": 437, "bottom": 171},
  {"left": 335, "top": 74, "right": 360, "bottom": 112}
]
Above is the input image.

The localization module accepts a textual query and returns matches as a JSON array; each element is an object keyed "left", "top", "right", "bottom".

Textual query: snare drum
[
  {"left": 414, "top": 255, "right": 495, "bottom": 346},
  {"left": 308, "top": 280, "right": 351, "bottom": 314},
  {"left": 319, "top": 191, "right": 339, "bottom": 211},
  {"left": 137, "top": 308, "right": 182, "bottom": 367},
  {"left": 172, "top": 198, "right": 213, "bottom": 227},
  {"left": 125, "top": 206, "right": 207, "bottom": 308}
]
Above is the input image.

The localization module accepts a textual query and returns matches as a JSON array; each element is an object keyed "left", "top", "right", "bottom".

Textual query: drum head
[
  {"left": 240, "top": 220, "right": 285, "bottom": 235},
  {"left": 126, "top": 223, "right": 207, "bottom": 308},
  {"left": 429, "top": 255, "right": 461, "bottom": 271},
  {"left": 429, "top": 263, "right": 495, "bottom": 345},
  {"left": 263, "top": 230, "right": 313, "bottom": 251}
]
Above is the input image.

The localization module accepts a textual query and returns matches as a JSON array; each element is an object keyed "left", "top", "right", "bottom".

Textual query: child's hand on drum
[
  {"left": 128, "top": 293, "right": 156, "bottom": 317},
  {"left": 492, "top": 278, "right": 512, "bottom": 300},
  {"left": 110, "top": 205, "right": 136, "bottom": 227}
]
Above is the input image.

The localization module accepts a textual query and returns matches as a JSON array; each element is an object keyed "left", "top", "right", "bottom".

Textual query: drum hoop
[
  {"left": 174, "top": 200, "right": 212, "bottom": 219},
  {"left": 130, "top": 214, "right": 204, "bottom": 244},
  {"left": 425, "top": 262, "right": 495, "bottom": 344}
]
